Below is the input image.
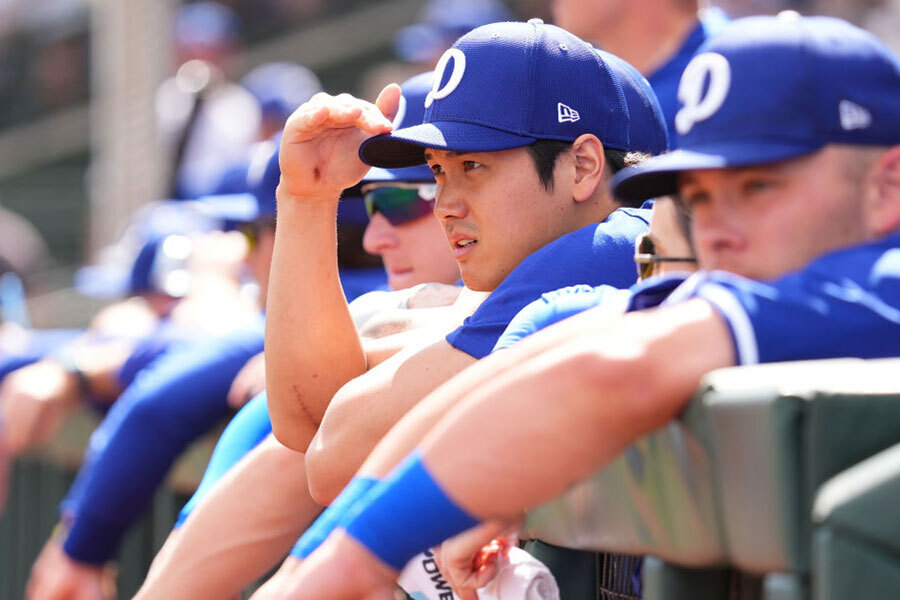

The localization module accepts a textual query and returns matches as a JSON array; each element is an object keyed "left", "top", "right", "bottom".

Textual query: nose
[
  {"left": 691, "top": 199, "right": 746, "bottom": 262},
  {"left": 432, "top": 183, "right": 466, "bottom": 222},
  {"left": 362, "top": 212, "right": 398, "bottom": 256}
]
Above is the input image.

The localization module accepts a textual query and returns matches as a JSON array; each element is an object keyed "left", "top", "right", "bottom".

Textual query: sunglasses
[
  {"left": 239, "top": 217, "right": 276, "bottom": 251},
  {"left": 364, "top": 184, "right": 437, "bottom": 226},
  {"left": 633, "top": 232, "right": 697, "bottom": 280}
]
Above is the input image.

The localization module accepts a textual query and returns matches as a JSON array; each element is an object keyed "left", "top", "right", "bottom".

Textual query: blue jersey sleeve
[
  {"left": 447, "top": 208, "right": 649, "bottom": 359},
  {"left": 62, "top": 321, "right": 265, "bottom": 565},
  {"left": 675, "top": 234, "right": 900, "bottom": 365},
  {"left": 493, "top": 285, "right": 629, "bottom": 352}
]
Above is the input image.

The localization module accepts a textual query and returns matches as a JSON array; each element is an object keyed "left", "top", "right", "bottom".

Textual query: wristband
[
  {"left": 290, "top": 475, "right": 378, "bottom": 559},
  {"left": 341, "top": 450, "right": 480, "bottom": 571}
]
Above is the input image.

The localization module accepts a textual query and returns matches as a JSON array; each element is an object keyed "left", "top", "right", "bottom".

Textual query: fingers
[
  {"left": 375, "top": 83, "right": 403, "bottom": 123},
  {"left": 286, "top": 92, "right": 393, "bottom": 142}
]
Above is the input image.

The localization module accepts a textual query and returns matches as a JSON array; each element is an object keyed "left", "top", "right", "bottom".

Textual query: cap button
[{"left": 527, "top": 18, "right": 544, "bottom": 25}]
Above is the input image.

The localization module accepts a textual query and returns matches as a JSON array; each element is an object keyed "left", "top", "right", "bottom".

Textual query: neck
[
  {"left": 597, "top": 6, "right": 699, "bottom": 76},
  {"left": 577, "top": 189, "right": 619, "bottom": 230}
]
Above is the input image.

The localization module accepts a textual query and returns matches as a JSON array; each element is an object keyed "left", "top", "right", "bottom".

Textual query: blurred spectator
[
  {"left": 239, "top": 62, "right": 322, "bottom": 142},
  {"left": 157, "top": 1, "right": 260, "bottom": 199},
  {"left": 394, "top": 0, "right": 513, "bottom": 66},
  {"left": 359, "top": 0, "right": 515, "bottom": 104},
  {"left": 0, "top": 203, "right": 51, "bottom": 291}
]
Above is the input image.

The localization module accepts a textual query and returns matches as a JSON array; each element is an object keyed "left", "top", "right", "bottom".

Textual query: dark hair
[{"left": 524, "top": 140, "right": 638, "bottom": 195}]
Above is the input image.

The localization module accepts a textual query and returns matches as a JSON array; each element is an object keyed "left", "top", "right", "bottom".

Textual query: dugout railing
[
  {"left": 526, "top": 357, "right": 900, "bottom": 600},
  {"left": 3, "top": 357, "right": 899, "bottom": 599}
]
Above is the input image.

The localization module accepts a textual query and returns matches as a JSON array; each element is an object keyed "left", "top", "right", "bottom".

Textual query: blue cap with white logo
[
  {"left": 612, "top": 14, "right": 900, "bottom": 204},
  {"left": 360, "top": 20, "right": 666, "bottom": 168},
  {"left": 360, "top": 71, "right": 438, "bottom": 185}
]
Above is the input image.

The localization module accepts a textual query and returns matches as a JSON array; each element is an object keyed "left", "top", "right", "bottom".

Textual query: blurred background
[{"left": 0, "top": 0, "right": 897, "bottom": 331}]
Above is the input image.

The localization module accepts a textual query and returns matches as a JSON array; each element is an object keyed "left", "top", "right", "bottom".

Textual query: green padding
[
  {"left": 703, "top": 358, "right": 900, "bottom": 573},
  {"left": 526, "top": 398, "right": 726, "bottom": 565},
  {"left": 813, "top": 527, "right": 900, "bottom": 600},
  {"left": 642, "top": 556, "right": 730, "bottom": 600},
  {"left": 812, "top": 442, "right": 900, "bottom": 600}
]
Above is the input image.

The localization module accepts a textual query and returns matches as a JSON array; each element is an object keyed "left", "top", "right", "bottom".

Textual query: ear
[
  {"left": 570, "top": 134, "right": 606, "bottom": 203},
  {"left": 865, "top": 145, "right": 900, "bottom": 237}
]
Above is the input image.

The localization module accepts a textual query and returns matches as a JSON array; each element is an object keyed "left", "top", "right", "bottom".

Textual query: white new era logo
[
  {"left": 839, "top": 100, "right": 872, "bottom": 131},
  {"left": 558, "top": 103, "right": 580, "bottom": 123}
]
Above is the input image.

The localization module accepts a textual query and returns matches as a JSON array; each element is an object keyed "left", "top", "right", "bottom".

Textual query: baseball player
[
  {"left": 266, "top": 22, "right": 667, "bottom": 523},
  {"left": 277, "top": 14, "right": 900, "bottom": 599}
]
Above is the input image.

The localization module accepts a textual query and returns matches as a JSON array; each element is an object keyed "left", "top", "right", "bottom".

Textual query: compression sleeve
[{"left": 62, "top": 323, "right": 265, "bottom": 564}]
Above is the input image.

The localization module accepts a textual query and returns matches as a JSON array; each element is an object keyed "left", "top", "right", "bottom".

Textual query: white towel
[
  {"left": 399, "top": 547, "right": 560, "bottom": 600},
  {"left": 476, "top": 547, "right": 560, "bottom": 600}
]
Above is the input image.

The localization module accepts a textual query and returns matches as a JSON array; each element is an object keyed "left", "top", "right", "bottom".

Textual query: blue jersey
[
  {"left": 493, "top": 274, "right": 691, "bottom": 351},
  {"left": 493, "top": 284, "right": 630, "bottom": 351},
  {"left": 446, "top": 208, "right": 651, "bottom": 359},
  {"left": 667, "top": 232, "right": 900, "bottom": 364},
  {"left": 647, "top": 10, "right": 726, "bottom": 140}
]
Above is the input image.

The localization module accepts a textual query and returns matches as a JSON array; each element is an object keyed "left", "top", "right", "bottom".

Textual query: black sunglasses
[
  {"left": 633, "top": 232, "right": 697, "bottom": 280},
  {"left": 364, "top": 184, "right": 437, "bottom": 226}
]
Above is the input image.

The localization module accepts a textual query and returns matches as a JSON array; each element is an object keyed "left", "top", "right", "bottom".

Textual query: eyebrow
[{"left": 423, "top": 150, "right": 467, "bottom": 161}]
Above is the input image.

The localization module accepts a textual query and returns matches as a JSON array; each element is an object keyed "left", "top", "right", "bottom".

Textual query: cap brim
[
  {"left": 196, "top": 193, "right": 260, "bottom": 224},
  {"left": 611, "top": 140, "right": 825, "bottom": 204},
  {"left": 360, "top": 122, "right": 538, "bottom": 168},
  {"left": 343, "top": 164, "right": 435, "bottom": 197}
]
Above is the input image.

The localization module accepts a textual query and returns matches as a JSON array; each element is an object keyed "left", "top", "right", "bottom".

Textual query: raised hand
[{"left": 278, "top": 85, "right": 401, "bottom": 201}]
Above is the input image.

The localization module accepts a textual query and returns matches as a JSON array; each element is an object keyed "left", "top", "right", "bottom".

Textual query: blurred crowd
[{"left": 0, "top": 1, "right": 899, "bottom": 600}]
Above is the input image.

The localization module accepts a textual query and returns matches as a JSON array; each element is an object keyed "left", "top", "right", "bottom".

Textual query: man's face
[
  {"left": 425, "top": 147, "right": 576, "bottom": 291},
  {"left": 362, "top": 207, "right": 460, "bottom": 291},
  {"left": 678, "top": 146, "right": 870, "bottom": 280}
]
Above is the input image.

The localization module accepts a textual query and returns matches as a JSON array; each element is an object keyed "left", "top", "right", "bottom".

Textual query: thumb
[{"left": 375, "top": 83, "right": 403, "bottom": 123}]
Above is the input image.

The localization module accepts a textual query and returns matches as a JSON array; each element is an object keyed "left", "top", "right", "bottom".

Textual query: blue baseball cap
[
  {"left": 359, "top": 71, "right": 437, "bottom": 187},
  {"left": 394, "top": 0, "right": 513, "bottom": 63},
  {"left": 199, "top": 137, "right": 280, "bottom": 224},
  {"left": 612, "top": 14, "right": 900, "bottom": 204},
  {"left": 75, "top": 201, "right": 217, "bottom": 299},
  {"left": 241, "top": 62, "right": 322, "bottom": 125},
  {"left": 361, "top": 20, "right": 664, "bottom": 168}
]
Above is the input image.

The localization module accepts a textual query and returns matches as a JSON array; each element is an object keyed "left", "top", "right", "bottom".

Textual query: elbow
[
  {"left": 305, "top": 436, "right": 346, "bottom": 506},
  {"left": 270, "top": 419, "right": 309, "bottom": 452},
  {"left": 267, "top": 386, "right": 320, "bottom": 452}
]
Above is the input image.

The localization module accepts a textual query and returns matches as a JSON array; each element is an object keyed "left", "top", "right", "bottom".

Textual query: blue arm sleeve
[
  {"left": 493, "top": 285, "right": 627, "bottom": 352},
  {"left": 61, "top": 323, "right": 264, "bottom": 565},
  {"left": 174, "top": 391, "right": 272, "bottom": 527}
]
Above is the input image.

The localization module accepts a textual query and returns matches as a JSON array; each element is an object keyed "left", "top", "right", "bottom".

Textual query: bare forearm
[
  {"left": 136, "top": 437, "right": 321, "bottom": 600},
  {"left": 413, "top": 300, "right": 734, "bottom": 519},
  {"left": 306, "top": 337, "right": 477, "bottom": 504},
  {"left": 265, "top": 196, "right": 368, "bottom": 450}
]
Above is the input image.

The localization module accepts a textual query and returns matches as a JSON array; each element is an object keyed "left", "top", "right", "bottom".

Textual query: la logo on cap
[
  {"left": 675, "top": 52, "right": 731, "bottom": 135},
  {"left": 425, "top": 49, "right": 466, "bottom": 108}
]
